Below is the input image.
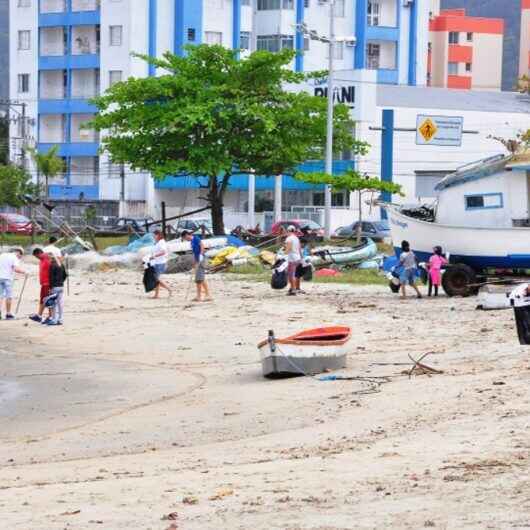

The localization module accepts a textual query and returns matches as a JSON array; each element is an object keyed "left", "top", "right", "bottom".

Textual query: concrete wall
[
  {"left": 472, "top": 33, "right": 503, "bottom": 91},
  {"left": 519, "top": 7, "right": 530, "bottom": 78}
]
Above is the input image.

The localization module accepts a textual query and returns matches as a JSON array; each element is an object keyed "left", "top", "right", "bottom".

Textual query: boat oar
[{"left": 15, "top": 275, "right": 28, "bottom": 316}]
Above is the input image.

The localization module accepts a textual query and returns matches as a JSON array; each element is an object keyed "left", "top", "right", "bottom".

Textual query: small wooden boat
[{"left": 257, "top": 326, "right": 351, "bottom": 378}]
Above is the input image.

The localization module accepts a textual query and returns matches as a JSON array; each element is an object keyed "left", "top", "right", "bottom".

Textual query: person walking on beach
[
  {"left": 399, "top": 240, "right": 422, "bottom": 299},
  {"left": 44, "top": 236, "right": 63, "bottom": 262},
  {"left": 151, "top": 229, "right": 172, "bottom": 299},
  {"left": 30, "top": 248, "right": 52, "bottom": 323},
  {"left": 181, "top": 230, "right": 211, "bottom": 302},
  {"left": 0, "top": 247, "right": 27, "bottom": 320},
  {"left": 48, "top": 254, "right": 67, "bottom": 325},
  {"left": 285, "top": 225, "right": 302, "bottom": 296},
  {"left": 428, "top": 246, "right": 448, "bottom": 297}
]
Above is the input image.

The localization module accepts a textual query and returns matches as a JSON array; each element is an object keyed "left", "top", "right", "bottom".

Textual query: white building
[{"left": 9, "top": 0, "right": 429, "bottom": 215}]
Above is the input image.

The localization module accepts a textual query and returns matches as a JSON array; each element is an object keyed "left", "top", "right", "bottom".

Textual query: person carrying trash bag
[
  {"left": 142, "top": 255, "right": 158, "bottom": 294},
  {"left": 271, "top": 258, "right": 288, "bottom": 290},
  {"left": 509, "top": 283, "right": 530, "bottom": 345}
]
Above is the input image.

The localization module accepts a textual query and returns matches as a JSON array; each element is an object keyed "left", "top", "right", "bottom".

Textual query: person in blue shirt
[{"left": 181, "top": 230, "right": 212, "bottom": 302}]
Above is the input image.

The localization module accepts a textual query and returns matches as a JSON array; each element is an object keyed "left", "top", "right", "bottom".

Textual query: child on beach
[
  {"left": 427, "top": 246, "right": 448, "bottom": 297},
  {"left": 399, "top": 240, "right": 422, "bottom": 299},
  {"left": 48, "top": 254, "right": 67, "bottom": 325}
]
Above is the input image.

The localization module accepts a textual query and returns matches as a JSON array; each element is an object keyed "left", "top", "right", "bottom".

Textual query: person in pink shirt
[{"left": 428, "top": 246, "right": 448, "bottom": 297}]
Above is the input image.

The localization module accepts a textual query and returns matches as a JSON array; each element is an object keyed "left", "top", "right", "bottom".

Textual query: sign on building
[{"left": 416, "top": 115, "right": 463, "bottom": 146}]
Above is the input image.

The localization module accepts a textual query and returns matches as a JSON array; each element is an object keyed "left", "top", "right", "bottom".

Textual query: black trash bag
[
  {"left": 143, "top": 265, "right": 158, "bottom": 293},
  {"left": 296, "top": 263, "right": 313, "bottom": 282},
  {"left": 514, "top": 306, "right": 530, "bottom": 345},
  {"left": 271, "top": 269, "right": 288, "bottom": 290}
]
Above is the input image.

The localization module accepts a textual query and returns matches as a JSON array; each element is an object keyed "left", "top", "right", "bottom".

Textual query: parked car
[
  {"left": 334, "top": 220, "right": 390, "bottom": 241},
  {"left": 173, "top": 218, "right": 215, "bottom": 236},
  {"left": 270, "top": 219, "right": 325, "bottom": 238},
  {"left": 113, "top": 217, "right": 156, "bottom": 234},
  {"left": 0, "top": 213, "right": 42, "bottom": 235}
]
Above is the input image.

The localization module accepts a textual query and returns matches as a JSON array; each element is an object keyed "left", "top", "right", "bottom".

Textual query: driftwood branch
[{"left": 406, "top": 352, "right": 444, "bottom": 379}]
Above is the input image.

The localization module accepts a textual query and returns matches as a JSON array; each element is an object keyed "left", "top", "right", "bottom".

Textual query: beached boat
[
  {"left": 385, "top": 152, "right": 530, "bottom": 295},
  {"left": 257, "top": 326, "right": 351, "bottom": 377},
  {"left": 308, "top": 238, "right": 378, "bottom": 267}
]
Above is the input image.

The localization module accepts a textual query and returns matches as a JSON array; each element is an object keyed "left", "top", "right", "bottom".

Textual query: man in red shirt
[{"left": 29, "top": 248, "right": 52, "bottom": 323}]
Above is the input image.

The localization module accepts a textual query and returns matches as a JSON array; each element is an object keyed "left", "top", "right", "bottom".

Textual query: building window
[
  {"left": 334, "top": 0, "right": 345, "bottom": 16},
  {"left": 18, "top": 0, "right": 31, "bottom": 6},
  {"left": 257, "top": 0, "right": 294, "bottom": 9},
  {"left": 448, "top": 62, "right": 458, "bottom": 75},
  {"left": 304, "top": 37, "right": 310, "bottom": 51},
  {"left": 448, "top": 31, "right": 459, "bottom": 44},
  {"left": 187, "top": 28, "right": 196, "bottom": 41},
  {"left": 17, "top": 74, "right": 30, "bottom": 93},
  {"left": 465, "top": 62, "right": 472, "bottom": 72},
  {"left": 367, "top": 1, "right": 380, "bottom": 26},
  {"left": 465, "top": 193, "right": 503, "bottom": 210},
  {"left": 205, "top": 31, "right": 223, "bottom": 45},
  {"left": 304, "top": 0, "right": 310, "bottom": 6},
  {"left": 466, "top": 32, "right": 473, "bottom": 42},
  {"left": 241, "top": 0, "right": 251, "bottom": 4},
  {"left": 109, "top": 70, "right": 122, "bottom": 86},
  {"left": 257, "top": 35, "right": 294, "bottom": 52},
  {"left": 18, "top": 30, "right": 31, "bottom": 50},
  {"left": 366, "top": 43, "right": 380, "bottom": 69},
  {"left": 109, "top": 25, "right": 122, "bottom": 46},
  {"left": 240, "top": 31, "right": 251, "bottom": 50}
]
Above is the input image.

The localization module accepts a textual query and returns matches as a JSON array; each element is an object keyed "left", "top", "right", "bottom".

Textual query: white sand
[{"left": 1, "top": 266, "right": 529, "bottom": 529}]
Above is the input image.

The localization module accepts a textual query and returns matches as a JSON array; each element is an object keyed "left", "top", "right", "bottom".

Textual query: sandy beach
[{"left": 1, "top": 264, "right": 529, "bottom": 530}]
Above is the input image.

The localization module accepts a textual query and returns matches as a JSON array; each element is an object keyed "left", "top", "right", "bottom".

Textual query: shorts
[
  {"left": 153, "top": 263, "right": 166, "bottom": 280},
  {"left": 40, "top": 285, "right": 51, "bottom": 304},
  {"left": 0, "top": 279, "right": 13, "bottom": 299},
  {"left": 400, "top": 268, "right": 417, "bottom": 286},
  {"left": 287, "top": 261, "right": 301, "bottom": 280},
  {"left": 195, "top": 261, "right": 206, "bottom": 283}
]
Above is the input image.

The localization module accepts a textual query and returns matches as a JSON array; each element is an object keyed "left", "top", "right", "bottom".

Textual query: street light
[{"left": 295, "top": 1, "right": 355, "bottom": 238}]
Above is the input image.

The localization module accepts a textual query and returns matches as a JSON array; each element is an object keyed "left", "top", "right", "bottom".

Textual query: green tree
[
  {"left": 0, "top": 115, "right": 8, "bottom": 165},
  {"left": 0, "top": 164, "right": 38, "bottom": 207},
  {"left": 89, "top": 45, "right": 364, "bottom": 234},
  {"left": 29, "top": 145, "right": 64, "bottom": 199},
  {"left": 295, "top": 170, "right": 403, "bottom": 244}
]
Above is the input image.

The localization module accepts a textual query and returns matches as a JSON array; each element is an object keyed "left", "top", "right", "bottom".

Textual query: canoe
[
  {"left": 308, "top": 239, "right": 377, "bottom": 267},
  {"left": 257, "top": 326, "right": 351, "bottom": 378}
]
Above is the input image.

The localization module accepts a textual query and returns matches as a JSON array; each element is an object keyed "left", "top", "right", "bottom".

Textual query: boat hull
[
  {"left": 387, "top": 206, "right": 530, "bottom": 270},
  {"left": 309, "top": 239, "right": 378, "bottom": 266}
]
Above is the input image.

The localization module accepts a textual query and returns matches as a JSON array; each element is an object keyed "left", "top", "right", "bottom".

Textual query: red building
[{"left": 428, "top": 9, "right": 504, "bottom": 91}]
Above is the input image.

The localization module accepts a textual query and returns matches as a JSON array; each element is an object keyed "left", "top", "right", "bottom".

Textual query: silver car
[{"left": 334, "top": 220, "right": 390, "bottom": 241}]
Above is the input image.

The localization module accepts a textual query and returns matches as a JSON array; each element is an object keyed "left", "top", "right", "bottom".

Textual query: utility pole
[
  {"left": 324, "top": 0, "right": 336, "bottom": 239},
  {"left": 119, "top": 162, "right": 125, "bottom": 217},
  {"left": 0, "top": 99, "right": 31, "bottom": 168}
]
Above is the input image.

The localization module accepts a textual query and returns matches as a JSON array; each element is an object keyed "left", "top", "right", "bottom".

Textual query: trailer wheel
[{"left": 442, "top": 264, "right": 477, "bottom": 297}]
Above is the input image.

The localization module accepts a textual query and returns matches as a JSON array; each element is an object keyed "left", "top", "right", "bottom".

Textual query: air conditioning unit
[
  {"left": 345, "top": 40, "right": 356, "bottom": 47},
  {"left": 403, "top": 0, "right": 414, "bottom": 6}
]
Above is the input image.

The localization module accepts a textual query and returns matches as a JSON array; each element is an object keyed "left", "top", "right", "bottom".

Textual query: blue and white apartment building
[{"left": 9, "top": 0, "right": 429, "bottom": 220}]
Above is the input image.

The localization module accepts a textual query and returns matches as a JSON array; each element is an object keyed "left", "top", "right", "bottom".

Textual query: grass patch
[
  {"left": 0, "top": 233, "right": 129, "bottom": 251},
  {"left": 313, "top": 268, "right": 387, "bottom": 285}
]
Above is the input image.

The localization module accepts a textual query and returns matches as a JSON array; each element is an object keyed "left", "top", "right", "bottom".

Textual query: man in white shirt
[
  {"left": 285, "top": 225, "right": 302, "bottom": 296},
  {"left": 0, "top": 247, "right": 27, "bottom": 320},
  {"left": 150, "top": 229, "right": 172, "bottom": 299},
  {"left": 43, "top": 236, "right": 63, "bottom": 262}
]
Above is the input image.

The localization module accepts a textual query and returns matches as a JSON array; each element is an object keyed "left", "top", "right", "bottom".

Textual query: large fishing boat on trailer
[{"left": 385, "top": 152, "right": 530, "bottom": 296}]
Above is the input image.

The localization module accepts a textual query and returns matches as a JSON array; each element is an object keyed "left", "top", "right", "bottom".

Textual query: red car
[
  {"left": 0, "top": 213, "right": 40, "bottom": 235},
  {"left": 270, "top": 219, "right": 325, "bottom": 238}
]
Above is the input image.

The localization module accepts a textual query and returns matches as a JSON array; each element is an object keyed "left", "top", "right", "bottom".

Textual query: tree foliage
[
  {"left": 295, "top": 170, "right": 403, "bottom": 243},
  {"left": 29, "top": 145, "right": 64, "bottom": 198},
  {"left": 89, "top": 45, "right": 367, "bottom": 234},
  {"left": 488, "top": 130, "right": 530, "bottom": 155},
  {"left": 0, "top": 164, "right": 38, "bottom": 207}
]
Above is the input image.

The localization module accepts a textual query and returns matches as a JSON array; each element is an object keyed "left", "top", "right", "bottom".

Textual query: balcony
[
  {"left": 39, "top": 5, "right": 100, "bottom": 27},
  {"left": 72, "top": 26, "right": 100, "bottom": 55},
  {"left": 38, "top": 142, "right": 99, "bottom": 157},
  {"left": 366, "top": 41, "right": 397, "bottom": 70},
  {"left": 376, "top": 69, "right": 399, "bottom": 84},
  {"left": 367, "top": 0, "right": 398, "bottom": 28},
  {"left": 366, "top": 25, "right": 399, "bottom": 42}
]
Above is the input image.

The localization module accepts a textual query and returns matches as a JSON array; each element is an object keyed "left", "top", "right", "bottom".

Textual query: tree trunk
[
  {"left": 356, "top": 190, "right": 363, "bottom": 246},
  {"left": 208, "top": 175, "right": 228, "bottom": 235}
]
